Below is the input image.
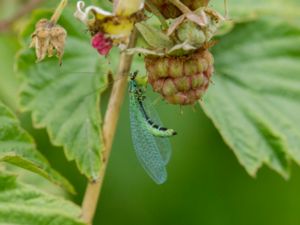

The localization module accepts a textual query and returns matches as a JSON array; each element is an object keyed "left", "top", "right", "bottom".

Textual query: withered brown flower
[{"left": 30, "top": 19, "right": 67, "bottom": 65}]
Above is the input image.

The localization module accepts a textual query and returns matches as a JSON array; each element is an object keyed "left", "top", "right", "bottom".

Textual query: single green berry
[
  {"left": 175, "top": 21, "right": 206, "bottom": 47},
  {"left": 173, "top": 8, "right": 224, "bottom": 48}
]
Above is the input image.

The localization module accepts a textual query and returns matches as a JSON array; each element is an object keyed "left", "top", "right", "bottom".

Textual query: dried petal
[
  {"left": 30, "top": 19, "right": 67, "bottom": 64},
  {"left": 50, "top": 26, "right": 67, "bottom": 64}
]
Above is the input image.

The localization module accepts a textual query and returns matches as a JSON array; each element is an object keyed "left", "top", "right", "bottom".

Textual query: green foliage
[
  {"left": 17, "top": 10, "right": 109, "bottom": 180},
  {"left": 0, "top": 0, "right": 299, "bottom": 224},
  {"left": 202, "top": 17, "right": 300, "bottom": 177},
  {"left": 136, "top": 22, "right": 173, "bottom": 49},
  {"left": 0, "top": 35, "right": 20, "bottom": 110},
  {"left": 213, "top": 0, "right": 300, "bottom": 21},
  {"left": 0, "top": 101, "right": 74, "bottom": 193},
  {"left": 0, "top": 172, "right": 85, "bottom": 225}
]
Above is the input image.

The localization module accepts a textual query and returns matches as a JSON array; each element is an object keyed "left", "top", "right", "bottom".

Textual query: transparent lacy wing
[
  {"left": 142, "top": 96, "right": 173, "bottom": 165},
  {"left": 129, "top": 94, "right": 167, "bottom": 184}
]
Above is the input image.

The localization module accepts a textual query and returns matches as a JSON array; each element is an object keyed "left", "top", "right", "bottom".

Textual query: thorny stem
[
  {"left": 50, "top": 0, "right": 68, "bottom": 24},
  {"left": 81, "top": 29, "right": 137, "bottom": 225}
]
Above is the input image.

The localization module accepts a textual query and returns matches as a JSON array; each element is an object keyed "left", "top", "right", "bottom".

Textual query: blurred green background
[{"left": 1, "top": 1, "right": 300, "bottom": 225}]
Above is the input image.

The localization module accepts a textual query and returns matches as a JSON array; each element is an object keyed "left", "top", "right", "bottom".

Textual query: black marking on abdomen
[
  {"left": 137, "top": 97, "right": 172, "bottom": 133},
  {"left": 147, "top": 118, "right": 154, "bottom": 125},
  {"left": 153, "top": 124, "right": 159, "bottom": 129}
]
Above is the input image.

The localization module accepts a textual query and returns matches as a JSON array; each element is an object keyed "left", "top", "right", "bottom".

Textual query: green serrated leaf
[
  {"left": 136, "top": 22, "right": 173, "bottom": 49},
  {"left": 202, "top": 17, "right": 300, "bottom": 178},
  {"left": 0, "top": 172, "right": 85, "bottom": 225},
  {"left": 0, "top": 101, "right": 75, "bottom": 193},
  {"left": 0, "top": 34, "right": 20, "bottom": 110},
  {"left": 16, "top": 10, "right": 109, "bottom": 180}
]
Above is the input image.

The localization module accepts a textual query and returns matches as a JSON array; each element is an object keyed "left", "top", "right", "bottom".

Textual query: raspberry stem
[
  {"left": 50, "top": 0, "right": 68, "bottom": 24},
  {"left": 224, "top": 0, "right": 229, "bottom": 18},
  {"left": 81, "top": 29, "right": 138, "bottom": 225}
]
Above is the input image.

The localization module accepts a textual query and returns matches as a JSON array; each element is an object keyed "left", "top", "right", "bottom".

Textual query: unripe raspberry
[
  {"left": 145, "top": 49, "right": 214, "bottom": 105},
  {"left": 175, "top": 21, "right": 206, "bottom": 47},
  {"left": 148, "top": 0, "right": 206, "bottom": 18},
  {"left": 173, "top": 8, "right": 223, "bottom": 47}
]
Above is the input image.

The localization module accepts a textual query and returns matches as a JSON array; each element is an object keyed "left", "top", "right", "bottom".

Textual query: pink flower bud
[{"left": 91, "top": 32, "right": 113, "bottom": 55}]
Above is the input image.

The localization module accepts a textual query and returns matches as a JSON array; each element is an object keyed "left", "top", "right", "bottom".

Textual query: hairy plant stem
[
  {"left": 50, "top": 0, "right": 68, "bottom": 24},
  {"left": 81, "top": 29, "right": 137, "bottom": 225}
]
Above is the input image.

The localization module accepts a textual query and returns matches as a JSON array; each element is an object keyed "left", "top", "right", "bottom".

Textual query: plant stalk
[
  {"left": 50, "top": 0, "right": 68, "bottom": 24},
  {"left": 224, "top": 0, "right": 228, "bottom": 18},
  {"left": 81, "top": 29, "right": 137, "bottom": 225}
]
